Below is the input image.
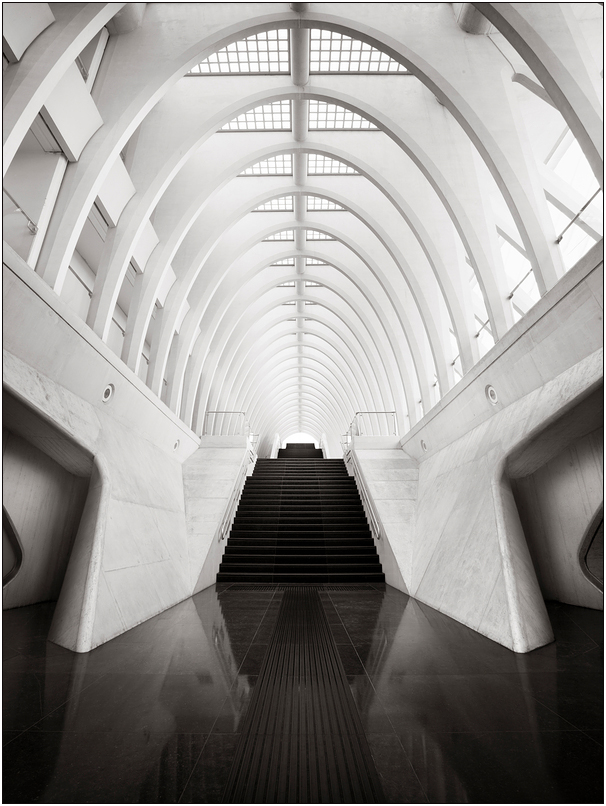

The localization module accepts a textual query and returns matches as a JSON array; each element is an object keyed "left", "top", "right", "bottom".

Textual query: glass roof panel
[
  {"left": 307, "top": 154, "right": 358, "bottom": 174},
  {"left": 310, "top": 29, "right": 407, "bottom": 73},
  {"left": 253, "top": 196, "right": 294, "bottom": 212},
  {"left": 306, "top": 258, "right": 329, "bottom": 265},
  {"left": 308, "top": 101, "right": 377, "bottom": 130},
  {"left": 307, "top": 196, "right": 346, "bottom": 211},
  {"left": 189, "top": 30, "right": 290, "bottom": 74},
  {"left": 306, "top": 229, "right": 336, "bottom": 240},
  {"left": 264, "top": 229, "right": 295, "bottom": 241},
  {"left": 222, "top": 100, "right": 291, "bottom": 131},
  {"left": 272, "top": 257, "right": 296, "bottom": 265},
  {"left": 240, "top": 155, "right": 293, "bottom": 175}
]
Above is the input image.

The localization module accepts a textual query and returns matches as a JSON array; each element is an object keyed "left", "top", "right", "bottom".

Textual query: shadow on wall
[
  {"left": 507, "top": 385, "right": 604, "bottom": 611},
  {"left": 2, "top": 390, "right": 92, "bottom": 610}
]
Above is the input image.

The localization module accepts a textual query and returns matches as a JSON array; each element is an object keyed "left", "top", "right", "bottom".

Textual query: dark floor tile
[
  {"left": 347, "top": 675, "right": 394, "bottom": 734},
  {"left": 3, "top": 730, "right": 24, "bottom": 746},
  {"left": 178, "top": 733, "right": 240, "bottom": 803},
  {"left": 31, "top": 673, "right": 230, "bottom": 734},
  {"left": 238, "top": 643, "right": 269, "bottom": 675},
  {"left": 399, "top": 729, "right": 603, "bottom": 804},
  {"left": 515, "top": 669, "right": 604, "bottom": 731},
  {"left": 326, "top": 621, "right": 352, "bottom": 644},
  {"left": 375, "top": 673, "right": 578, "bottom": 734},
  {"left": 2, "top": 729, "right": 208, "bottom": 804},
  {"left": 366, "top": 733, "right": 428, "bottom": 803},
  {"left": 3, "top": 671, "right": 103, "bottom": 731},
  {"left": 336, "top": 643, "right": 366, "bottom": 674},
  {"left": 211, "top": 676, "right": 258, "bottom": 734}
]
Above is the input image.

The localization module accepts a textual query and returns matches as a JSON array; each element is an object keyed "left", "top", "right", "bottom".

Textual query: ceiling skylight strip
[
  {"left": 306, "top": 230, "right": 336, "bottom": 240},
  {"left": 307, "top": 154, "right": 358, "bottom": 175},
  {"left": 222, "top": 100, "right": 291, "bottom": 131},
  {"left": 264, "top": 230, "right": 295, "bottom": 241},
  {"left": 310, "top": 29, "right": 407, "bottom": 73},
  {"left": 308, "top": 101, "right": 377, "bottom": 130},
  {"left": 189, "top": 30, "right": 290, "bottom": 75},
  {"left": 272, "top": 257, "right": 296, "bottom": 266},
  {"left": 306, "top": 258, "right": 329, "bottom": 265},
  {"left": 253, "top": 196, "right": 294, "bottom": 212},
  {"left": 240, "top": 155, "right": 293, "bottom": 175},
  {"left": 307, "top": 197, "right": 346, "bottom": 211}
]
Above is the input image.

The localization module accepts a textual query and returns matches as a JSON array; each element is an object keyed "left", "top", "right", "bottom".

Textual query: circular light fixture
[
  {"left": 102, "top": 383, "right": 115, "bottom": 403},
  {"left": 420, "top": 439, "right": 428, "bottom": 452},
  {"left": 485, "top": 385, "right": 498, "bottom": 405}
]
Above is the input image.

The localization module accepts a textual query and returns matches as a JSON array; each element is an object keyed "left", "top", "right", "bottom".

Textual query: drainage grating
[
  {"left": 220, "top": 583, "right": 381, "bottom": 593},
  {"left": 221, "top": 587, "right": 385, "bottom": 803}
]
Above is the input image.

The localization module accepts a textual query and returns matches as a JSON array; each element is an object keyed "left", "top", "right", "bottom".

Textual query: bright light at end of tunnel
[{"left": 282, "top": 432, "right": 319, "bottom": 448}]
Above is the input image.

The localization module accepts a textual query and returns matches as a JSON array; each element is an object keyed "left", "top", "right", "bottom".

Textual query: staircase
[{"left": 217, "top": 443, "right": 385, "bottom": 584}]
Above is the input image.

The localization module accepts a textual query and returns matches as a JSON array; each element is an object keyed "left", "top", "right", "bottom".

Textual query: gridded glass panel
[
  {"left": 307, "top": 154, "right": 358, "bottom": 174},
  {"left": 278, "top": 281, "right": 296, "bottom": 287},
  {"left": 282, "top": 300, "right": 296, "bottom": 305},
  {"left": 305, "top": 300, "right": 318, "bottom": 305},
  {"left": 310, "top": 29, "right": 407, "bottom": 73},
  {"left": 308, "top": 101, "right": 377, "bottom": 130},
  {"left": 307, "top": 196, "right": 345, "bottom": 211},
  {"left": 264, "top": 229, "right": 294, "bottom": 241},
  {"left": 305, "top": 258, "right": 329, "bottom": 265},
  {"left": 305, "top": 281, "right": 323, "bottom": 287},
  {"left": 272, "top": 257, "right": 296, "bottom": 265},
  {"left": 189, "top": 30, "right": 290, "bottom": 74},
  {"left": 253, "top": 196, "right": 293, "bottom": 212},
  {"left": 306, "top": 229, "right": 336, "bottom": 240},
  {"left": 222, "top": 100, "right": 291, "bottom": 130},
  {"left": 240, "top": 155, "right": 293, "bottom": 175}
]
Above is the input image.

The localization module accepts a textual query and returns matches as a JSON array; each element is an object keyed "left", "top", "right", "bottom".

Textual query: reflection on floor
[{"left": 3, "top": 584, "right": 603, "bottom": 803}]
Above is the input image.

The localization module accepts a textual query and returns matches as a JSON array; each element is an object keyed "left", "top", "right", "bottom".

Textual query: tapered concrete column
[
  {"left": 452, "top": 3, "right": 495, "bottom": 34},
  {"left": 293, "top": 151, "right": 307, "bottom": 186},
  {"left": 294, "top": 194, "right": 306, "bottom": 222},
  {"left": 292, "top": 98, "right": 309, "bottom": 142},
  {"left": 295, "top": 228, "right": 306, "bottom": 251},
  {"left": 295, "top": 256, "right": 305, "bottom": 275},
  {"left": 290, "top": 26, "right": 310, "bottom": 87},
  {"left": 296, "top": 280, "right": 305, "bottom": 297}
]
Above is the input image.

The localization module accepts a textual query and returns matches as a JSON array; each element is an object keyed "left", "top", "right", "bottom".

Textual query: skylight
[
  {"left": 278, "top": 281, "right": 296, "bottom": 287},
  {"left": 189, "top": 30, "right": 289, "bottom": 74},
  {"left": 253, "top": 196, "right": 293, "bottom": 212},
  {"left": 305, "top": 281, "right": 323, "bottom": 287},
  {"left": 306, "top": 230, "right": 336, "bottom": 240},
  {"left": 264, "top": 229, "right": 294, "bottom": 241},
  {"left": 306, "top": 258, "right": 329, "bottom": 265},
  {"left": 310, "top": 29, "right": 407, "bottom": 73},
  {"left": 308, "top": 101, "right": 377, "bottom": 130},
  {"left": 307, "top": 197, "right": 346, "bottom": 211},
  {"left": 222, "top": 100, "right": 291, "bottom": 131},
  {"left": 307, "top": 154, "right": 358, "bottom": 175},
  {"left": 272, "top": 257, "right": 296, "bottom": 266},
  {"left": 240, "top": 155, "right": 292, "bottom": 175}
]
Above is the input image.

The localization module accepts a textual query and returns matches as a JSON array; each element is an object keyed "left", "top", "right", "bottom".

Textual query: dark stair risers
[{"left": 217, "top": 453, "right": 385, "bottom": 584}]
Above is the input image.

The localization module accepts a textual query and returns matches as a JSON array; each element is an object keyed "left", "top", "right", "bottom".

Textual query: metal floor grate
[
  {"left": 221, "top": 588, "right": 385, "bottom": 803},
  {"left": 219, "top": 583, "right": 382, "bottom": 593}
]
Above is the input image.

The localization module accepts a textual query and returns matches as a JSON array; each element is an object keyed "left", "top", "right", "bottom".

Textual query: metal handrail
[
  {"left": 343, "top": 446, "right": 384, "bottom": 543},
  {"left": 555, "top": 188, "right": 601, "bottom": 244},
  {"left": 218, "top": 445, "right": 257, "bottom": 542},
  {"left": 203, "top": 410, "right": 247, "bottom": 436},
  {"left": 3, "top": 188, "right": 38, "bottom": 234},
  {"left": 348, "top": 411, "right": 397, "bottom": 437}
]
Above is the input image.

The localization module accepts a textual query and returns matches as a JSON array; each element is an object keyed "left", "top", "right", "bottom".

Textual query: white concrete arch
[
  {"left": 167, "top": 246, "right": 420, "bottom": 420},
  {"left": 187, "top": 302, "right": 400, "bottom": 434},
  {"left": 188, "top": 293, "right": 402, "bottom": 433}
]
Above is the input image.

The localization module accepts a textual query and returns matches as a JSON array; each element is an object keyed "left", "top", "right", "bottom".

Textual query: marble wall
[
  {"left": 2, "top": 429, "right": 88, "bottom": 608},
  {"left": 3, "top": 255, "right": 241, "bottom": 651},
  {"left": 512, "top": 426, "right": 603, "bottom": 609},
  {"left": 374, "top": 244, "right": 604, "bottom": 652}
]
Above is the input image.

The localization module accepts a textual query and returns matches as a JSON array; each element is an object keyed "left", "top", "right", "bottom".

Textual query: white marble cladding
[{"left": 182, "top": 440, "right": 250, "bottom": 595}]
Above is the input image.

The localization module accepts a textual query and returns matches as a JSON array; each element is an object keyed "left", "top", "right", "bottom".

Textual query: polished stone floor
[{"left": 3, "top": 584, "right": 603, "bottom": 803}]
